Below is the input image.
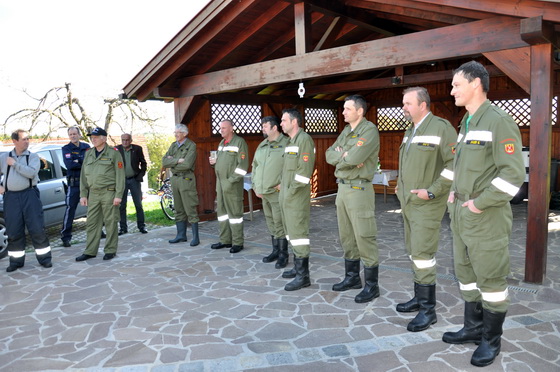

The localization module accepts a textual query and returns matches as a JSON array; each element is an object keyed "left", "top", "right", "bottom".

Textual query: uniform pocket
[{"left": 357, "top": 210, "right": 377, "bottom": 238}]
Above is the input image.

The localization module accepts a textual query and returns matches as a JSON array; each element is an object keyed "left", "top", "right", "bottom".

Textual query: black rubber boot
[
  {"left": 284, "top": 257, "right": 311, "bottom": 291},
  {"left": 190, "top": 223, "right": 199, "bottom": 246},
  {"left": 407, "top": 284, "right": 437, "bottom": 332},
  {"left": 471, "top": 309, "right": 506, "bottom": 367},
  {"left": 263, "top": 236, "right": 279, "bottom": 263},
  {"left": 442, "top": 301, "right": 483, "bottom": 344},
  {"left": 169, "top": 221, "right": 187, "bottom": 243},
  {"left": 275, "top": 238, "right": 289, "bottom": 269},
  {"left": 397, "top": 282, "right": 420, "bottom": 312},
  {"left": 355, "top": 266, "right": 380, "bottom": 303},
  {"left": 282, "top": 254, "right": 297, "bottom": 278},
  {"left": 332, "top": 259, "right": 362, "bottom": 291}
]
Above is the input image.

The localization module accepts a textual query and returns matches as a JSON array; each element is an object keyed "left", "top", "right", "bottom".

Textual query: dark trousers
[
  {"left": 5, "top": 187, "right": 51, "bottom": 266},
  {"left": 119, "top": 177, "right": 145, "bottom": 230},
  {"left": 61, "top": 185, "right": 80, "bottom": 242}
]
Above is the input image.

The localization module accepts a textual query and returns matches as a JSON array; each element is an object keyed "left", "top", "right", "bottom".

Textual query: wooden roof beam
[
  {"left": 175, "top": 16, "right": 529, "bottom": 97},
  {"left": 295, "top": 2, "right": 312, "bottom": 55},
  {"left": 412, "top": 0, "right": 560, "bottom": 23}
]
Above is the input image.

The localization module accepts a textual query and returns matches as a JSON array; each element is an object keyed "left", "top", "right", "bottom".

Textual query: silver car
[{"left": 0, "top": 143, "right": 88, "bottom": 259}]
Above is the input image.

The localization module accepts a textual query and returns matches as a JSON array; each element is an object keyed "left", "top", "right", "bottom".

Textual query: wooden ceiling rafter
[
  {"left": 175, "top": 16, "right": 529, "bottom": 98},
  {"left": 134, "top": 0, "right": 260, "bottom": 101},
  {"left": 348, "top": 0, "right": 476, "bottom": 25},
  {"left": 412, "top": 0, "right": 560, "bottom": 23}
]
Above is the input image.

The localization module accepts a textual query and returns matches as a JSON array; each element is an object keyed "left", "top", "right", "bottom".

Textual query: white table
[
  {"left": 243, "top": 173, "right": 254, "bottom": 220},
  {"left": 372, "top": 169, "right": 398, "bottom": 202}
]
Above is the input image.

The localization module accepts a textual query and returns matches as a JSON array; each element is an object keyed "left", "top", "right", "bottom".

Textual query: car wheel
[{"left": 0, "top": 218, "right": 7, "bottom": 259}]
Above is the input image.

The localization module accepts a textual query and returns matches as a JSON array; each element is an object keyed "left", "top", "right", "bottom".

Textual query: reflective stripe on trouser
[
  {"left": 261, "top": 191, "right": 285, "bottom": 239},
  {"left": 401, "top": 197, "right": 447, "bottom": 284},
  {"left": 216, "top": 178, "right": 244, "bottom": 245},
  {"left": 171, "top": 175, "right": 200, "bottom": 223},
  {"left": 280, "top": 185, "right": 311, "bottom": 258},
  {"left": 61, "top": 185, "right": 80, "bottom": 242},
  {"left": 5, "top": 187, "right": 51, "bottom": 266},
  {"left": 448, "top": 200, "right": 512, "bottom": 313},
  {"left": 84, "top": 189, "right": 120, "bottom": 256},
  {"left": 335, "top": 183, "right": 378, "bottom": 267}
]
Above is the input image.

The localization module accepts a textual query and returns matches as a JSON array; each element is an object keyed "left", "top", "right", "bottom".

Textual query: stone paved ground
[{"left": 1, "top": 194, "right": 559, "bottom": 372}]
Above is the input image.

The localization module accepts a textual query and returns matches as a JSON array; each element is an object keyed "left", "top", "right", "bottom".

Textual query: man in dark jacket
[
  {"left": 117, "top": 133, "right": 148, "bottom": 235},
  {"left": 61, "top": 126, "right": 90, "bottom": 247}
]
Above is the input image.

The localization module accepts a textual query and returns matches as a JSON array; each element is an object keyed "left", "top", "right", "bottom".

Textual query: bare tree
[{"left": 2, "top": 83, "right": 159, "bottom": 140}]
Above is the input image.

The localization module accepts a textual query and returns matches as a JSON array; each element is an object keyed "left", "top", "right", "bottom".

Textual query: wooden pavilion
[{"left": 123, "top": 0, "right": 560, "bottom": 284}]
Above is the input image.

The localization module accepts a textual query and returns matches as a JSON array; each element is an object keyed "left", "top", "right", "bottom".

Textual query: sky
[{"left": 0, "top": 0, "right": 209, "bottom": 135}]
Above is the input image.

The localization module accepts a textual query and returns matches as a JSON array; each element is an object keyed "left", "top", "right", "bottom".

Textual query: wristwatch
[{"left": 427, "top": 191, "right": 435, "bottom": 200}]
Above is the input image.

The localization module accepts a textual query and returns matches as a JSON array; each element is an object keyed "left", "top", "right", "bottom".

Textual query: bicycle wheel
[{"left": 160, "top": 193, "right": 176, "bottom": 220}]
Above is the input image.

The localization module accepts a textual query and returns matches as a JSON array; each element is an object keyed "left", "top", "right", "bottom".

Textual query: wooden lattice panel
[
  {"left": 211, "top": 103, "right": 262, "bottom": 134},
  {"left": 492, "top": 97, "right": 557, "bottom": 127},
  {"left": 377, "top": 106, "right": 407, "bottom": 131},
  {"left": 304, "top": 108, "right": 338, "bottom": 133}
]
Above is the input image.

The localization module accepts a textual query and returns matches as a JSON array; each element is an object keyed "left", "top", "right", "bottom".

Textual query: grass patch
[{"left": 125, "top": 200, "right": 175, "bottom": 227}]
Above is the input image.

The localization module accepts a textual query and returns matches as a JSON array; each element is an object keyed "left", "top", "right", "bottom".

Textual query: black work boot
[
  {"left": 332, "top": 259, "right": 362, "bottom": 291},
  {"left": 190, "top": 223, "right": 200, "bottom": 246},
  {"left": 263, "top": 236, "right": 279, "bottom": 263},
  {"left": 169, "top": 221, "right": 188, "bottom": 243},
  {"left": 471, "top": 309, "right": 506, "bottom": 367},
  {"left": 442, "top": 301, "right": 483, "bottom": 344},
  {"left": 282, "top": 254, "right": 297, "bottom": 278},
  {"left": 407, "top": 284, "right": 437, "bottom": 332},
  {"left": 284, "top": 257, "right": 311, "bottom": 291},
  {"left": 275, "top": 238, "right": 289, "bottom": 269},
  {"left": 355, "top": 266, "right": 380, "bottom": 303},
  {"left": 397, "top": 282, "right": 420, "bottom": 312}
]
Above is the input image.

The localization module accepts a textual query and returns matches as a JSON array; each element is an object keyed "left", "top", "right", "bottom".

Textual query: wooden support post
[{"left": 525, "top": 42, "right": 553, "bottom": 284}]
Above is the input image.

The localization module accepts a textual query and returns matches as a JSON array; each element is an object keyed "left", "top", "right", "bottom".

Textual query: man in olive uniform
[
  {"left": 326, "top": 95, "right": 381, "bottom": 303},
  {"left": 209, "top": 119, "right": 249, "bottom": 253},
  {"left": 279, "top": 108, "right": 316, "bottom": 291},
  {"left": 76, "top": 127, "right": 125, "bottom": 262},
  {"left": 163, "top": 124, "right": 200, "bottom": 246},
  {"left": 252, "top": 116, "right": 289, "bottom": 268},
  {"left": 442, "top": 61, "right": 525, "bottom": 367},
  {"left": 396, "top": 87, "right": 456, "bottom": 331}
]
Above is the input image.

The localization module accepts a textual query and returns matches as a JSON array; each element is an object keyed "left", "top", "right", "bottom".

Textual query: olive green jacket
[
  {"left": 80, "top": 145, "right": 125, "bottom": 198},
  {"left": 252, "top": 134, "right": 289, "bottom": 195}
]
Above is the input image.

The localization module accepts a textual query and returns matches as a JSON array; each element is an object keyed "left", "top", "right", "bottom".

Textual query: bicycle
[{"left": 158, "top": 178, "right": 175, "bottom": 220}]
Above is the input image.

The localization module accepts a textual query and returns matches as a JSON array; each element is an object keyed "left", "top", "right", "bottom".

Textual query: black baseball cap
[{"left": 87, "top": 127, "right": 108, "bottom": 136}]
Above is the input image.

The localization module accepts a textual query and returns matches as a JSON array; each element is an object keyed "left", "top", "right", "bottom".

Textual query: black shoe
[
  {"left": 101, "top": 231, "right": 106, "bottom": 239},
  {"left": 6, "top": 265, "right": 22, "bottom": 272},
  {"left": 42, "top": 262, "right": 53, "bottom": 268},
  {"left": 139, "top": 228, "right": 148, "bottom": 234},
  {"left": 211, "top": 242, "right": 232, "bottom": 249},
  {"left": 118, "top": 229, "right": 127, "bottom": 236},
  {"left": 76, "top": 254, "right": 96, "bottom": 262},
  {"left": 230, "top": 245, "right": 243, "bottom": 253},
  {"left": 62, "top": 240, "right": 71, "bottom": 247},
  {"left": 103, "top": 253, "right": 116, "bottom": 260}
]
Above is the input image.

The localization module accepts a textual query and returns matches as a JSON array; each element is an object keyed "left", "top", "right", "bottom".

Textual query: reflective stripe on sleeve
[
  {"left": 234, "top": 168, "right": 247, "bottom": 176},
  {"left": 480, "top": 288, "right": 509, "bottom": 303},
  {"left": 35, "top": 247, "right": 51, "bottom": 255},
  {"left": 402, "top": 136, "right": 408, "bottom": 144},
  {"left": 491, "top": 177, "right": 520, "bottom": 197},
  {"left": 411, "top": 135, "right": 441, "bottom": 145},
  {"left": 218, "top": 214, "right": 229, "bottom": 222},
  {"left": 8, "top": 250, "right": 25, "bottom": 258},
  {"left": 441, "top": 168, "right": 454, "bottom": 181},
  {"left": 294, "top": 174, "right": 310, "bottom": 184},
  {"left": 459, "top": 282, "right": 479, "bottom": 291},
  {"left": 290, "top": 238, "right": 310, "bottom": 246}
]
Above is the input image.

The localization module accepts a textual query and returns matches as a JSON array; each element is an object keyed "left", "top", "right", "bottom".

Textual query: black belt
[
  {"left": 455, "top": 192, "right": 481, "bottom": 202},
  {"left": 126, "top": 176, "right": 136, "bottom": 180},
  {"left": 173, "top": 173, "right": 186, "bottom": 177}
]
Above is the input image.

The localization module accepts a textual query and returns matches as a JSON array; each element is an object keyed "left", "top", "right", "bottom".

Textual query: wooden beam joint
[{"left": 521, "top": 16, "right": 556, "bottom": 46}]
